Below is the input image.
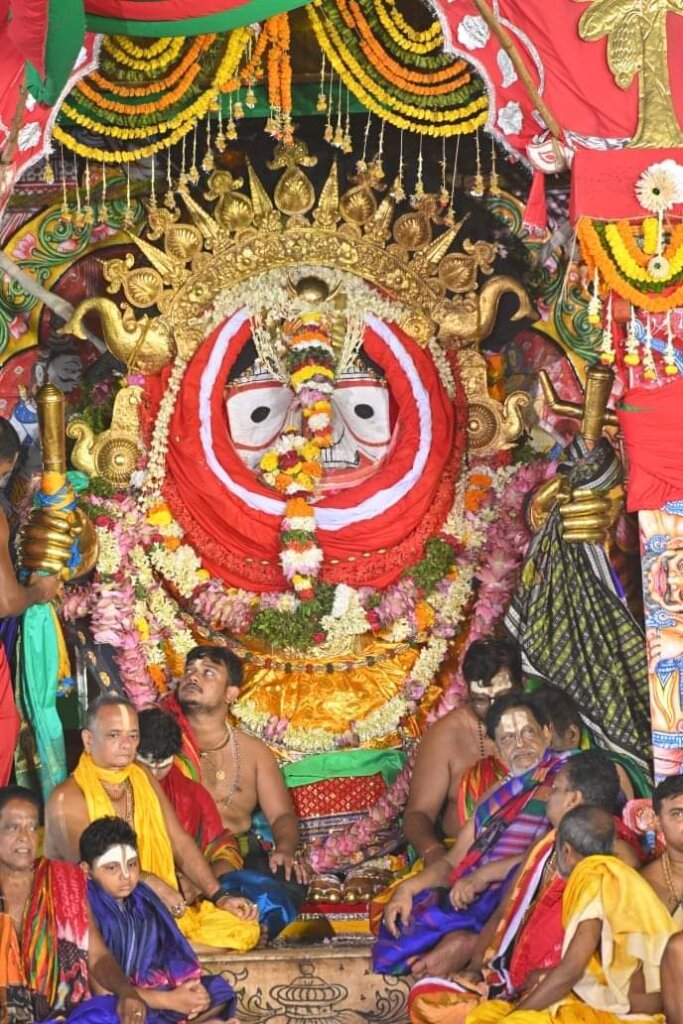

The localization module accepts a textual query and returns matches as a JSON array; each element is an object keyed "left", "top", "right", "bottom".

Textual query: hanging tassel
[
  {"left": 643, "top": 315, "right": 657, "bottom": 380},
  {"left": 599, "top": 292, "right": 615, "bottom": 365},
  {"left": 587, "top": 268, "right": 602, "bottom": 326},
  {"left": 664, "top": 311, "right": 678, "bottom": 376},
  {"left": 623, "top": 306, "right": 640, "bottom": 366}
]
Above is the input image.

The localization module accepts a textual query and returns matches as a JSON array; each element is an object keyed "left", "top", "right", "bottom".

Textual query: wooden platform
[{"left": 201, "top": 938, "right": 411, "bottom": 1023}]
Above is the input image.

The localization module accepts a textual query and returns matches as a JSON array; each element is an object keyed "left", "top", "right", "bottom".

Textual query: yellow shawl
[
  {"left": 71, "top": 753, "right": 259, "bottom": 952},
  {"left": 562, "top": 855, "right": 676, "bottom": 1014},
  {"left": 72, "top": 753, "right": 176, "bottom": 889}
]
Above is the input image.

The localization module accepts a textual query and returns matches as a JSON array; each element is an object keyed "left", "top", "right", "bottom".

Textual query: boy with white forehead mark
[{"left": 81, "top": 817, "right": 238, "bottom": 1024}]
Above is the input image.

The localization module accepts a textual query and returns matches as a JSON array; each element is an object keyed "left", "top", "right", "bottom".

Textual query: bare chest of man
[{"left": 199, "top": 733, "right": 258, "bottom": 836}]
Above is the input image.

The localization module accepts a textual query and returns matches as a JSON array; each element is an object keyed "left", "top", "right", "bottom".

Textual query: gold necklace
[
  {"left": 477, "top": 720, "right": 486, "bottom": 759},
  {"left": 199, "top": 726, "right": 232, "bottom": 755},
  {"left": 102, "top": 778, "right": 134, "bottom": 825},
  {"left": 101, "top": 779, "right": 127, "bottom": 801},
  {"left": 662, "top": 850, "right": 682, "bottom": 912},
  {"left": 200, "top": 727, "right": 242, "bottom": 805}
]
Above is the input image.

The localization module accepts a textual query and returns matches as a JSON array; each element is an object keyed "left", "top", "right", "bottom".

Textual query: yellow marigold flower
[
  {"left": 197, "top": 569, "right": 211, "bottom": 581},
  {"left": 147, "top": 507, "right": 173, "bottom": 526},
  {"left": 260, "top": 452, "right": 279, "bottom": 473},
  {"left": 302, "top": 443, "right": 320, "bottom": 461},
  {"left": 135, "top": 617, "right": 151, "bottom": 641}
]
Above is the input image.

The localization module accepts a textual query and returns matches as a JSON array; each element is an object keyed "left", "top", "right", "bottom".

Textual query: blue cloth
[
  {"left": 372, "top": 878, "right": 505, "bottom": 976},
  {"left": 87, "top": 879, "right": 236, "bottom": 1022},
  {"left": 219, "top": 867, "right": 298, "bottom": 939}
]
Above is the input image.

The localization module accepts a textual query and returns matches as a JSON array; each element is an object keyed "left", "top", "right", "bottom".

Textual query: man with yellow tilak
[
  {"left": 465, "top": 805, "right": 675, "bottom": 1024},
  {"left": 44, "top": 695, "right": 260, "bottom": 953}
]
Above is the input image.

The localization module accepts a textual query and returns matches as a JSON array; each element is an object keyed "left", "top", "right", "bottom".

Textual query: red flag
[{"left": 5, "top": 0, "right": 50, "bottom": 78}]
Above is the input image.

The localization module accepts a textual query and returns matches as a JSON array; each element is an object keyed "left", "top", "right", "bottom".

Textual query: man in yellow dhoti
[
  {"left": 45, "top": 695, "right": 260, "bottom": 953},
  {"left": 661, "top": 931, "right": 683, "bottom": 1024},
  {"left": 466, "top": 805, "right": 675, "bottom": 1024}
]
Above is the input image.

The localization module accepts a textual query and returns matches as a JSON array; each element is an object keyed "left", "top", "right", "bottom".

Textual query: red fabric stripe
[
  {"left": 84, "top": 0, "right": 250, "bottom": 17},
  {"left": 618, "top": 379, "right": 683, "bottom": 512}
]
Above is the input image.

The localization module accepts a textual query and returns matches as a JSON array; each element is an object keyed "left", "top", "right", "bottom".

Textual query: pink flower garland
[{"left": 307, "top": 457, "right": 555, "bottom": 872}]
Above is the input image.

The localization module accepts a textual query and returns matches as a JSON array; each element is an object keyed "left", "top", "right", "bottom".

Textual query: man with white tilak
[
  {"left": 373, "top": 693, "right": 570, "bottom": 978},
  {"left": 403, "top": 638, "right": 524, "bottom": 865},
  {"left": 44, "top": 694, "right": 260, "bottom": 953}
]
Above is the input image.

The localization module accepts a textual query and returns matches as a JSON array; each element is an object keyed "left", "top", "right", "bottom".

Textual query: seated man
[
  {"left": 0, "top": 785, "right": 147, "bottom": 1024},
  {"left": 45, "top": 695, "right": 260, "bottom": 953},
  {"left": 162, "top": 646, "right": 308, "bottom": 937},
  {"left": 531, "top": 684, "right": 647, "bottom": 801},
  {"left": 640, "top": 774, "right": 683, "bottom": 924},
  {"left": 373, "top": 693, "right": 568, "bottom": 977},
  {"left": 408, "top": 750, "right": 643, "bottom": 1024},
  {"left": 136, "top": 707, "right": 242, "bottom": 897},
  {"left": 467, "top": 805, "right": 675, "bottom": 1024},
  {"left": 404, "top": 638, "right": 523, "bottom": 864},
  {"left": 81, "top": 816, "right": 237, "bottom": 1024}
]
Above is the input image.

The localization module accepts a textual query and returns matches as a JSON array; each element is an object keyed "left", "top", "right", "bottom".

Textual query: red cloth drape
[
  {"left": 509, "top": 874, "right": 566, "bottom": 990},
  {"left": 4, "top": 0, "right": 50, "bottom": 75},
  {"left": 0, "top": 642, "right": 19, "bottom": 785},
  {"left": 160, "top": 763, "right": 224, "bottom": 846},
  {"left": 159, "top": 316, "right": 459, "bottom": 591},
  {"left": 617, "top": 380, "right": 683, "bottom": 512}
]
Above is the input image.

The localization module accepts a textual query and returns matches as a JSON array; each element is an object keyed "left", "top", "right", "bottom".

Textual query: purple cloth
[
  {"left": 87, "top": 879, "right": 236, "bottom": 1022},
  {"left": 372, "top": 875, "right": 506, "bottom": 975}
]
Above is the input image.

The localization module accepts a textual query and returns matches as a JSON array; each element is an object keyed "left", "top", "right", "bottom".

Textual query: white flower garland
[{"left": 142, "top": 356, "right": 187, "bottom": 505}]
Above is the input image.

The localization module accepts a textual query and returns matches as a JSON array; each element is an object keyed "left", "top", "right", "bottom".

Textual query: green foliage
[
  {"left": 407, "top": 537, "right": 457, "bottom": 592},
  {"left": 250, "top": 583, "right": 336, "bottom": 651}
]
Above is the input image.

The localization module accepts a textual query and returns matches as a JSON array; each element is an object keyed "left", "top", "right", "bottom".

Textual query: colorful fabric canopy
[{"left": 84, "top": 0, "right": 311, "bottom": 36}]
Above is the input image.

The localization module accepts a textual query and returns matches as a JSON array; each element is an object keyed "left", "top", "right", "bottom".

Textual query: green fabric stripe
[
  {"left": 86, "top": 0, "right": 311, "bottom": 36},
  {"left": 283, "top": 749, "right": 406, "bottom": 789},
  {"left": 26, "top": 0, "right": 85, "bottom": 105}
]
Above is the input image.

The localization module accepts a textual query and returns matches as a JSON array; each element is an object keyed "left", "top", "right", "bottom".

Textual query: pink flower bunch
[
  {"left": 59, "top": 586, "right": 92, "bottom": 621},
  {"left": 370, "top": 577, "right": 418, "bottom": 629},
  {"left": 427, "top": 459, "right": 554, "bottom": 724},
  {"left": 308, "top": 750, "right": 415, "bottom": 872},
  {"left": 192, "top": 581, "right": 256, "bottom": 632},
  {"left": 89, "top": 579, "right": 158, "bottom": 709},
  {"left": 263, "top": 715, "right": 290, "bottom": 743}
]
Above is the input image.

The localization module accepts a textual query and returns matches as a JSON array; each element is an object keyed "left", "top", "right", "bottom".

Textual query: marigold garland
[
  {"left": 579, "top": 216, "right": 683, "bottom": 313},
  {"left": 56, "top": 28, "right": 250, "bottom": 163},
  {"left": 75, "top": 62, "right": 203, "bottom": 116},
  {"left": 89, "top": 36, "right": 212, "bottom": 98},
  {"left": 373, "top": 0, "right": 443, "bottom": 54},
  {"left": 113, "top": 34, "right": 175, "bottom": 60},
  {"left": 102, "top": 35, "right": 185, "bottom": 72},
  {"left": 307, "top": 1, "right": 487, "bottom": 135},
  {"left": 342, "top": 0, "right": 463, "bottom": 88}
]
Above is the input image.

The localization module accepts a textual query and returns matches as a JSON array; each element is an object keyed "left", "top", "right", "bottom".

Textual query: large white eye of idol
[
  {"left": 331, "top": 381, "right": 392, "bottom": 460},
  {"left": 225, "top": 381, "right": 296, "bottom": 467}
]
